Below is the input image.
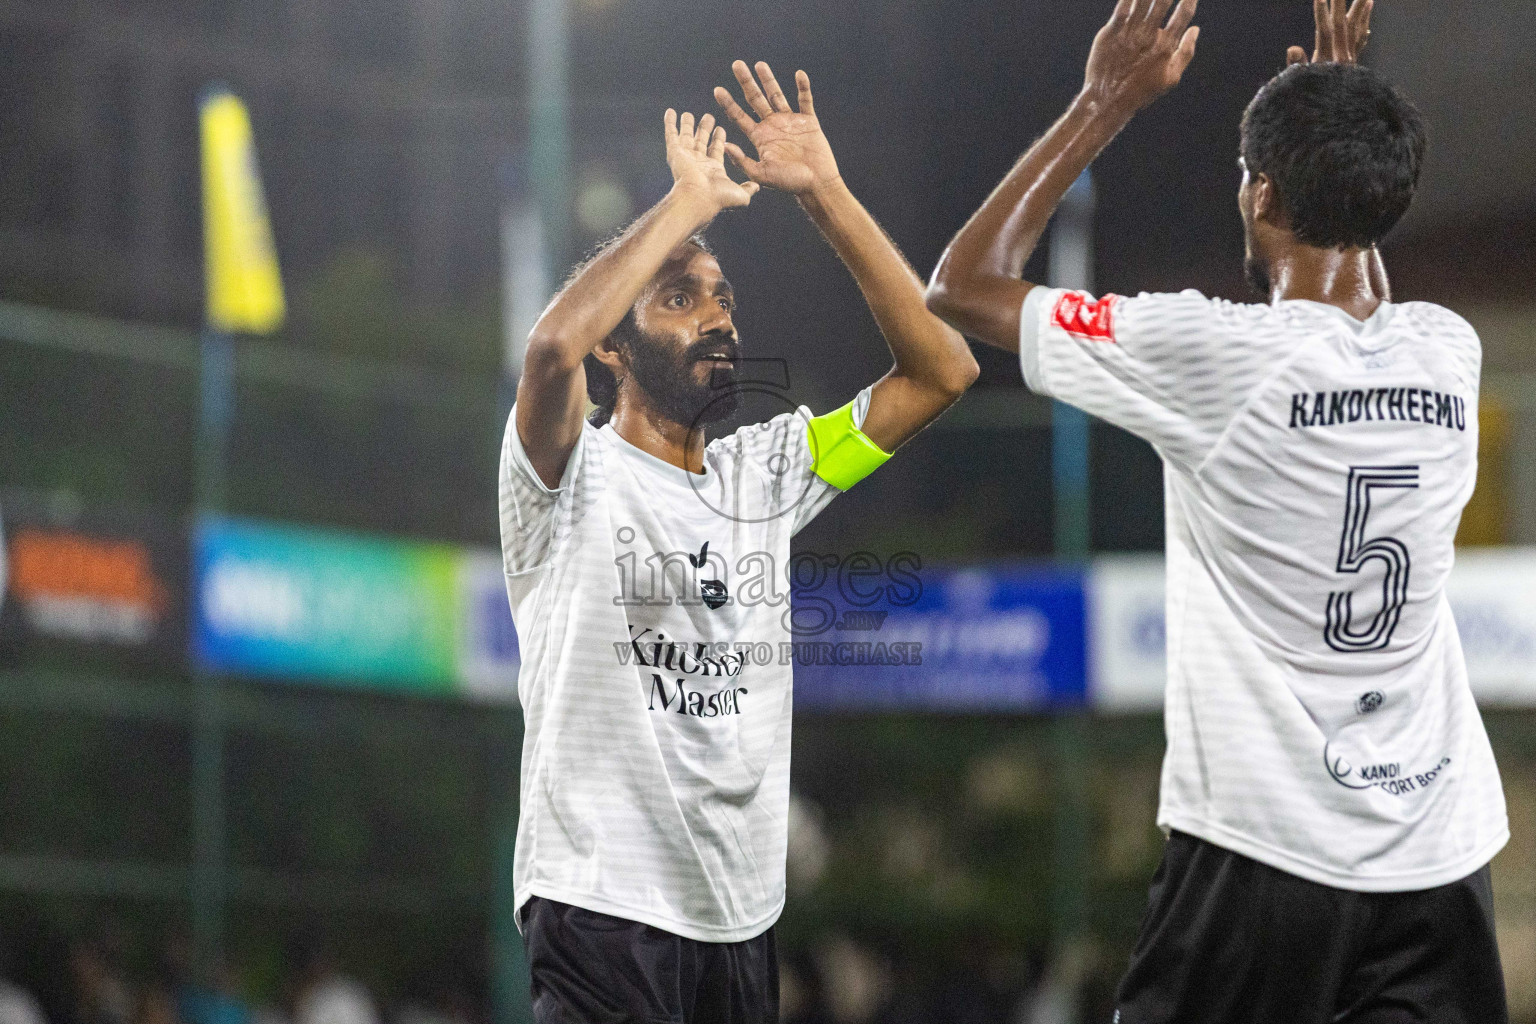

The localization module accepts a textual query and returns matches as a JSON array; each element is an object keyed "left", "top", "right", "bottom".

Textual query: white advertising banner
[
  {"left": 1086, "top": 554, "right": 1167, "bottom": 711},
  {"left": 1444, "top": 547, "right": 1536, "bottom": 705},
  {"left": 1087, "top": 547, "right": 1536, "bottom": 711}
]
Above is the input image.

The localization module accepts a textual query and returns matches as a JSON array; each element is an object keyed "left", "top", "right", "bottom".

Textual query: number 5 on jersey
[{"left": 1325, "top": 465, "right": 1420, "bottom": 653}]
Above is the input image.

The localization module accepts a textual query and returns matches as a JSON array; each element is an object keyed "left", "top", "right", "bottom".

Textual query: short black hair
[
  {"left": 1240, "top": 62, "right": 1426, "bottom": 248},
  {"left": 581, "top": 231, "right": 713, "bottom": 427}
]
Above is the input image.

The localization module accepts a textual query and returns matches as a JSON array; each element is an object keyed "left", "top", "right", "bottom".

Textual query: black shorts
[
  {"left": 521, "top": 896, "right": 779, "bottom": 1024},
  {"left": 1113, "top": 831, "right": 1507, "bottom": 1024}
]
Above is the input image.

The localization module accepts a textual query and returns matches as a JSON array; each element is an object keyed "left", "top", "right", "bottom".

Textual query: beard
[
  {"left": 1244, "top": 252, "right": 1272, "bottom": 296},
  {"left": 623, "top": 326, "right": 742, "bottom": 428}
]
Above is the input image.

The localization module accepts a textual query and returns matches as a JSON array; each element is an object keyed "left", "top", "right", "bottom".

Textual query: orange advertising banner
[{"left": 0, "top": 492, "right": 187, "bottom": 666}]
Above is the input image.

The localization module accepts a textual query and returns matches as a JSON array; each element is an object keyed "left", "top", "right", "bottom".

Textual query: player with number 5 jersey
[{"left": 928, "top": 0, "right": 1507, "bottom": 1021}]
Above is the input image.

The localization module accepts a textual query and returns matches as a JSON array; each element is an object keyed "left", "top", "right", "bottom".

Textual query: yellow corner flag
[{"left": 200, "top": 87, "right": 285, "bottom": 334}]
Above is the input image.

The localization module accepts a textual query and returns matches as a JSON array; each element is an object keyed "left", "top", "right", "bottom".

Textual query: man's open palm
[
  {"left": 1287, "top": 0, "right": 1374, "bottom": 66},
  {"left": 1082, "top": 0, "right": 1200, "bottom": 117},
  {"left": 664, "top": 108, "right": 758, "bottom": 214},
  {"left": 715, "top": 61, "right": 841, "bottom": 196}
]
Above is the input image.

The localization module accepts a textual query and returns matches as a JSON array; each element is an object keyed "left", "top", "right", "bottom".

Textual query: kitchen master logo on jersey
[
  {"left": 689, "top": 541, "right": 729, "bottom": 609},
  {"left": 620, "top": 626, "right": 752, "bottom": 720}
]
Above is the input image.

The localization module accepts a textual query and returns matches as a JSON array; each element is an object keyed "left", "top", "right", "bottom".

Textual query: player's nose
[{"left": 698, "top": 305, "right": 734, "bottom": 337}]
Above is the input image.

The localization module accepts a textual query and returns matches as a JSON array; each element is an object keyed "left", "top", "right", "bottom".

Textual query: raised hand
[
  {"left": 1081, "top": 0, "right": 1200, "bottom": 118},
  {"left": 664, "top": 108, "right": 759, "bottom": 216},
  {"left": 714, "top": 61, "right": 841, "bottom": 196},
  {"left": 1287, "top": 0, "right": 1373, "bottom": 66}
]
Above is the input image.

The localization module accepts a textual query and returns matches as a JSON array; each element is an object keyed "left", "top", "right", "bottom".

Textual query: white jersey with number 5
[{"left": 1021, "top": 286, "right": 1506, "bottom": 891}]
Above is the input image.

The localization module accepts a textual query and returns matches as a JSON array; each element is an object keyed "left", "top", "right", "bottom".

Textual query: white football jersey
[
  {"left": 498, "top": 390, "right": 868, "bottom": 941},
  {"left": 1021, "top": 286, "right": 1507, "bottom": 891}
]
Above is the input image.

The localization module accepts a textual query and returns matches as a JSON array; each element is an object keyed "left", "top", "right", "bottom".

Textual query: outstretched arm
[
  {"left": 925, "top": 0, "right": 1199, "bottom": 352},
  {"left": 716, "top": 61, "right": 977, "bottom": 454},
  {"left": 515, "top": 110, "right": 758, "bottom": 487}
]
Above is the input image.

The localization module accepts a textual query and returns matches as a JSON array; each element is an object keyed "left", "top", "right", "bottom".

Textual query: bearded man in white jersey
[
  {"left": 501, "top": 59, "right": 975, "bottom": 1023},
  {"left": 928, "top": 1, "right": 1508, "bottom": 1020}
]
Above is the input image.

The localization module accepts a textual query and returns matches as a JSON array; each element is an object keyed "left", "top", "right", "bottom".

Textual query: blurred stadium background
[{"left": 1, "top": 0, "right": 1534, "bottom": 1022}]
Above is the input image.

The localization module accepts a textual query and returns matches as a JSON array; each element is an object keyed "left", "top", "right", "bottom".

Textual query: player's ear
[
  {"left": 592, "top": 332, "right": 627, "bottom": 376},
  {"left": 1251, "top": 173, "right": 1284, "bottom": 228}
]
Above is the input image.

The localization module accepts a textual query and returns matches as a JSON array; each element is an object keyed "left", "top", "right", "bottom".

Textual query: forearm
[
  {"left": 798, "top": 178, "right": 975, "bottom": 393},
  {"left": 525, "top": 187, "right": 714, "bottom": 369},
  {"left": 928, "top": 96, "right": 1129, "bottom": 351},
  {"left": 516, "top": 186, "right": 713, "bottom": 487},
  {"left": 797, "top": 178, "right": 977, "bottom": 452}
]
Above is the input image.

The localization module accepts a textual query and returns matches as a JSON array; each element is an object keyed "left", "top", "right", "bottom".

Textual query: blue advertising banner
[
  {"left": 455, "top": 550, "right": 522, "bottom": 702},
  {"left": 192, "top": 517, "right": 522, "bottom": 698},
  {"left": 194, "top": 517, "right": 462, "bottom": 692},
  {"left": 793, "top": 562, "right": 1087, "bottom": 712},
  {"left": 177, "top": 516, "right": 1536, "bottom": 712}
]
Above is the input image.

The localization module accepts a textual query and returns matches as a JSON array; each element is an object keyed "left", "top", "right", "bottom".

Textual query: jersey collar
[
  {"left": 600, "top": 423, "right": 717, "bottom": 496},
  {"left": 1284, "top": 298, "right": 1396, "bottom": 334}
]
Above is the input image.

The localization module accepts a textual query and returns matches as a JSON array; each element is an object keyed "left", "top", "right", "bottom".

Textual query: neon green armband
[{"left": 806, "top": 400, "right": 891, "bottom": 490}]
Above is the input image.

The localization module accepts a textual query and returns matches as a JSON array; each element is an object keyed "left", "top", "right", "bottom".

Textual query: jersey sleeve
[
  {"left": 498, "top": 406, "right": 586, "bottom": 576},
  {"left": 725, "top": 386, "right": 873, "bottom": 536},
  {"left": 1019, "top": 286, "right": 1282, "bottom": 472}
]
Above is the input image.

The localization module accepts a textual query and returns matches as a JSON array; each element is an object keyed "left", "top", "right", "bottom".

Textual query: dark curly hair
[
  {"left": 1240, "top": 62, "right": 1426, "bottom": 249},
  {"left": 579, "top": 231, "right": 714, "bottom": 427}
]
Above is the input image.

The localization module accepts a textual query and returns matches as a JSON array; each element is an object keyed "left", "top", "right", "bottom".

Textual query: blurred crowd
[
  {"left": 777, "top": 938, "right": 1110, "bottom": 1024},
  {"left": 0, "top": 930, "right": 475, "bottom": 1024},
  {"left": 0, "top": 924, "right": 1112, "bottom": 1024}
]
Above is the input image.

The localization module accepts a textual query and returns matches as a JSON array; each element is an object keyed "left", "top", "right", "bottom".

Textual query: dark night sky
[
  {"left": 6, "top": 0, "right": 1525, "bottom": 551},
  {"left": 567, "top": 0, "right": 1315, "bottom": 404},
  {"left": 543, "top": 0, "right": 1323, "bottom": 556}
]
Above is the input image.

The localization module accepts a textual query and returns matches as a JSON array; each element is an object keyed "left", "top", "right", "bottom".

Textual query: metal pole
[
  {"left": 191, "top": 325, "right": 232, "bottom": 981},
  {"left": 527, "top": 0, "right": 572, "bottom": 279},
  {"left": 490, "top": 0, "right": 569, "bottom": 1019},
  {"left": 501, "top": 163, "right": 549, "bottom": 389},
  {"left": 1047, "top": 170, "right": 1095, "bottom": 959},
  {"left": 499, "top": 158, "right": 550, "bottom": 423},
  {"left": 1049, "top": 171, "right": 1095, "bottom": 558},
  {"left": 489, "top": 730, "right": 531, "bottom": 1024}
]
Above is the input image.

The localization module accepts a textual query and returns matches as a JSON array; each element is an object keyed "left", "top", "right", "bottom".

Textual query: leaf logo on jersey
[
  {"left": 1052, "top": 291, "right": 1120, "bottom": 342},
  {"left": 689, "top": 541, "right": 730, "bottom": 610}
]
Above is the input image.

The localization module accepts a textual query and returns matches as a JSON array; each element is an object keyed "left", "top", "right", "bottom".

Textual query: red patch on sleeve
[{"left": 1051, "top": 291, "right": 1121, "bottom": 342}]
